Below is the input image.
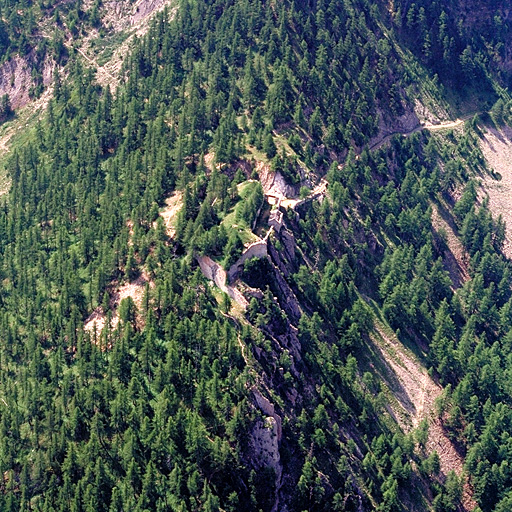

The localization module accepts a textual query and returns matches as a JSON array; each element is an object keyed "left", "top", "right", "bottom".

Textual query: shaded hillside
[{"left": 394, "top": 0, "right": 512, "bottom": 92}]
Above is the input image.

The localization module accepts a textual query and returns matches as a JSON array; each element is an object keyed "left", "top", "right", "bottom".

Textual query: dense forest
[{"left": 0, "top": 0, "right": 511, "bottom": 510}]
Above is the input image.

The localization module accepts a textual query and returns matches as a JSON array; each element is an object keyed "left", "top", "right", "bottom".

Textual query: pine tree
[
  {"left": 263, "top": 131, "right": 277, "bottom": 159},
  {"left": 0, "top": 94, "right": 12, "bottom": 123}
]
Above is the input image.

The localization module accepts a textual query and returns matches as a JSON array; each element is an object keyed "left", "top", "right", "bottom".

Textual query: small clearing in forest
[
  {"left": 84, "top": 273, "right": 154, "bottom": 337},
  {"left": 158, "top": 190, "right": 183, "bottom": 238},
  {"left": 478, "top": 125, "right": 512, "bottom": 258}
]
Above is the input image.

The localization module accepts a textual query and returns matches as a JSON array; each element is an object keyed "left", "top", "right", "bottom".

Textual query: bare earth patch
[
  {"left": 478, "top": 125, "right": 512, "bottom": 258},
  {"left": 77, "top": 0, "right": 178, "bottom": 89},
  {"left": 157, "top": 190, "right": 182, "bottom": 238},
  {"left": 84, "top": 273, "right": 154, "bottom": 336},
  {"left": 431, "top": 205, "right": 470, "bottom": 288},
  {"left": 0, "top": 53, "right": 54, "bottom": 110},
  {"left": 371, "top": 324, "right": 476, "bottom": 511},
  {"left": 204, "top": 152, "right": 216, "bottom": 171}
]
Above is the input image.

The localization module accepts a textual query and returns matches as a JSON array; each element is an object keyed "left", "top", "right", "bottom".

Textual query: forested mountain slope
[{"left": 1, "top": 0, "right": 512, "bottom": 511}]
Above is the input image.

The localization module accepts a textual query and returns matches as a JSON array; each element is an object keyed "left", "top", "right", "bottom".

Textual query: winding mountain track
[
  {"left": 273, "top": 112, "right": 483, "bottom": 209},
  {"left": 369, "top": 113, "right": 480, "bottom": 152}
]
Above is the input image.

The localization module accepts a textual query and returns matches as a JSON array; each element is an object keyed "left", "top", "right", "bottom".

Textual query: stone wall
[{"left": 227, "top": 237, "right": 269, "bottom": 282}]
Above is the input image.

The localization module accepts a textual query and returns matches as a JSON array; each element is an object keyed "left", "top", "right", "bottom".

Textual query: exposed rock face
[
  {"left": 0, "top": 54, "right": 54, "bottom": 110},
  {"left": 258, "top": 163, "right": 298, "bottom": 198},
  {"left": 251, "top": 390, "right": 283, "bottom": 512},
  {"left": 253, "top": 390, "right": 282, "bottom": 443},
  {"left": 369, "top": 105, "right": 421, "bottom": 150},
  {"left": 267, "top": 233, "right": 303, "bottom": 326},
  {"left": 102, "top": 0, "right": 173, "bottom": 32},
  {"left": 269, "top": 261, "right": 302, "bottom": 323},
  {"left": 381, "top": 105, "right": 421, "bottom": 134},
  {"left": 270, "top": 230, "right": 297, "bottom": 278},
  {"left": 196, "top": 255, "right": 248, "bottom": 307},
  {"left": 251, "top": 417, "right": 280, "bottom": 469}
]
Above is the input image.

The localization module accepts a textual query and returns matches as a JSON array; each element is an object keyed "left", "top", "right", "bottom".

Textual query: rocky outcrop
[
  {"left": 251, "top": 389, "right": 283, "bottom": 512},
  {"left": 258, "top": 163, "right": 298, "bottom": 198},
  {"left": 368, "top": 105, "right": 421, "bottom": 151},
  {"left": 268, "top": 259, "right": 302, "bottom": 324},
  {"left": 253, "top": 390, "right": 282, "bottom": 442},
  {"left": 102, "top": 0, "right": 173, "bottom": 32},
  {"left": 196, "top": 255, "right": 248, "bottom": 307},
  {"left": 269, "top": 230, "right": 298, "bottom": 279},
  {"left": 0, "top": 54, "right": 54, "bottom": 110}
]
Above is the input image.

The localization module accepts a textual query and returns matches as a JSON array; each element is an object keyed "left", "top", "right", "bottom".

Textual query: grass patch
[
  {"left": 220, "top": 212, "right": 260, "bottom": 246},
  {"left": 219, "top": 180, "right": 262, "bottom": 246},
  {"left": 237, "top": 180, "right": 260, "bottom": 198},
  {"left": 0, "top": 102, "right": 46, "bottom": 199}
]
